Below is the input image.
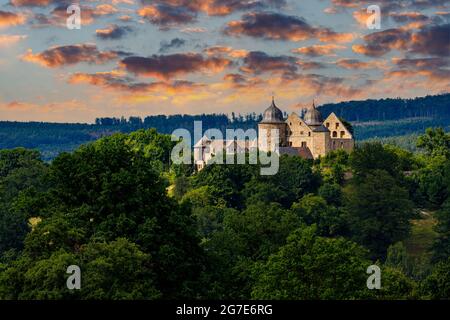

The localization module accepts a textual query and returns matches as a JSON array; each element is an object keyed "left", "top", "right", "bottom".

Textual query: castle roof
[
  {"left": 303, "top": 101, "right": 323, "bottom": 126},
  {"left": 261, "top": 97, "right": 284, "bottom": 124}
]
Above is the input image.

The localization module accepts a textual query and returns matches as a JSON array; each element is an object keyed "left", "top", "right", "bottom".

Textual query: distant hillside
[
  {"left": 319, "top": 94, "right": 450, "bottom": 122},
  {"left": 0, "top": 93, "right": 449, "bottom": 160}
]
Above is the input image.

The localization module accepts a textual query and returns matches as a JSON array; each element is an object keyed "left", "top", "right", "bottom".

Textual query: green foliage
[
  {"left": 345, "top": 169, "right": 415, "bottom": 259},
  {"left": 0, "top": 126, "right": 449, "bottom": 300},
  {"left": 420, "top": 257, "right": 450, "bottom": 299},
  {"left": 291, "top": 194, "right": 347, "bottom": 237},
  {"left": 0, "top": 148, "right": 48, "bottom": 254},
  {"left": 432, "top": 200, "right": 450, "bottom": 263},
  {"left": 251, "top": 226, "right": 371, "bottom": 300},
  {"left": 417, "top": 128, "right": 450, "bottom": 159},
  {"left": 0, "top": 130, "right": 203, "bottom": 299}
]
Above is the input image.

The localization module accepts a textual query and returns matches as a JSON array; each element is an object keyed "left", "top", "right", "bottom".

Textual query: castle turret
[
  {"left": 258, "top": 97, "right": 287, "bottom": 151},
  {"left": 304, "top": 101, "right": 330, "bottom": 158}
]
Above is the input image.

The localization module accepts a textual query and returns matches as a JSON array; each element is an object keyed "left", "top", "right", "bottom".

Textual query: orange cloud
[
  {"left": 22, "top": 44, "right": 121, "bottom": 68},
  {"left": 68, "top": 71, "right": 205, "bottom": 94},
  {"left": 0, "top": 10, "right": 26, "bottom": 28},
  {"left": 224, "top": 12, "right": 354, "bottom": 43},
  {"left": 335, "top": 58, "right": 387, "bottom": 70},
  {"left": 291, "top": 44, "right": 346, "bottom": 57},
  {"left": 0, "top": 34, "right": 27, "bottom": 47},
  {"left": 119, "top": 53, "right": 232, "bottom": 79},
  {"left": 204, "top": 46, "right": 249, "bottom": 58}
]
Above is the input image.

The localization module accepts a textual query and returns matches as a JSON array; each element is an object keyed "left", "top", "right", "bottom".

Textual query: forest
[
  {"left": 1, "top": 94, "right": 449, "bottom": 160},
  {"left": 0, "top": 127, "right": 449, "bottom": 299}
]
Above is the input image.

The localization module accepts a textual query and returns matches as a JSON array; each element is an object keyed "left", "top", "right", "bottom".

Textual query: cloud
[
  {"left": 138, "top": 5, "right": 197, "bottom": 28},
  {"left": 96, "top": 24, "right": 133, "bottom": 39},
  {"left": 222, "top": 73, "right": 266, "bottom": 90},
  {"left": 240, "top": 51, "right": 299, "bottom": 76},
  {"left": 140, "top": 0, "right": 286, "bottom": 17},
  {"left": 22, "top": 44, "right": 123, "bottom": 68},
  {"left": 352, "top": 23, "right": 450, "bottom": 57},
  {"left": 180, "top": 27, "right": 207, "bottom": 33},
  {"left": 159, "top": 38, "right": 186, "bottom": 53},
  {"left": 335, "top": 58, "right": 386, "bottom": 69},
  {"left": 390, "top": 57, "right": 450, "bottom": 81},
  {"left": 0, "top": 10, "right": 26, "bottom": 28},
  {"left": 291, "top": 44, "right": 346, "bottom": 57},
  {"left": 352, "top": 28, "right": 412, "bottom": 57},
  {"left": 0, "top": 34, "right": 27, "bottom": 47},
  {"left": 329, "top": 0, "right": 448, "bottom": 14},
  {"left": 30, "top": 4, "right": 118, "bottom": 28},
  {"left": 68, "top": 71, "right": 204, "bottom": 93},
  {"left": 204, "top": 46, "right": 249, "bottom": 58},
  {"left": 224, "top": 12, "right": 354, "bottom": 42},
  {"left": 10, "top": 0, "right": 55, "bottom": 6},
  {"left": 120, "top": 53, "right": 232, "bottom": 79},
  {"left": 410, "top": 23, "right": 450, "bottom": 56},
  {"left": 389, "top": 11, "right": 430, "bottom": 23}
]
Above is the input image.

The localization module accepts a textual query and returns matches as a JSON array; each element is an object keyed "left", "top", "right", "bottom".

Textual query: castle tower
[
  {"left": 258, "top": 97, "right": 287, "bottom": 152},
  {"left": 304, "top": 101, "right": 330, "bottom": 158}
]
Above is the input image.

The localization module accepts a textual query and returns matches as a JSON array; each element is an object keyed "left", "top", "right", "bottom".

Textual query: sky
[{"left": 0, "top": 0, "right": 449, "bottom": 123}]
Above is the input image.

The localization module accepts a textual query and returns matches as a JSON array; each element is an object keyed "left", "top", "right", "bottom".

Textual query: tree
[
  {"left": 420, "top": 257, "right": 450, "bottom": 299},
  {"left": 432, "top": 199, "right": 450, "bottom": 263},
  {"left": 0, "top": 131, "right": 204, "bottom": 299},
  {"left": 291, "top": 194, "right": 347, "bottom": 237},
  {"left": 417, "top": 128, "right": 450, "bottom": 159},
  {"left": 251, "top": 226, "right": 372, "bottom": 300},
  {"left": 202, "top": 203, "right": 301, "bottom": 299},
  {"left": 349, "top": 142, "right": 401, "bottom": 179},
  {"left": 246, "top": 155, "right": 319, "bottom": 208},
  {"left": 344, "top": 170, "right": 415, "bottom": 259},
  {"left": 0, "top": 148, "right": 48, "bottom": 254}
]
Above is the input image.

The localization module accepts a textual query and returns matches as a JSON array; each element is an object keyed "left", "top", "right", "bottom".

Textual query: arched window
[{"left": 333, "top": 131, "right": 338, "bottom": 138}]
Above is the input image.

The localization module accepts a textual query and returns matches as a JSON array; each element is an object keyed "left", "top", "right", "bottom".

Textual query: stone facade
[{"left": 258, "top": 99, "right": 354, "bottom": 159}]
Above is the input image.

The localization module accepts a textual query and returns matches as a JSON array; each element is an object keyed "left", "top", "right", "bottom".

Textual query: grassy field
[{"left": 404, "top": 211, "right": 438, "bottom": 260}]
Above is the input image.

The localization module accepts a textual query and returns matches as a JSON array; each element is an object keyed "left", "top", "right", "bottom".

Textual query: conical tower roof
[{"left": 261, "top": 97, "right": 284, "bottom": 124}]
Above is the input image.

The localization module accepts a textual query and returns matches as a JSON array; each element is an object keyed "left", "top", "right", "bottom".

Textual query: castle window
[
  {"left": 336, "top": 123, "right": 340, "bottom": 129},
  {"left": 340, "top": 131, "right": 345, "bottom": 138},
  {"left": 332, "top": 131, "right": 338, "bottom": 138},
  {"left": 326, "top": 122, "right": 330, "bottom": 128},
  {"left": 302, "top": 141, "right": 307, "bottom": 148},
  {"left": 289, "top": 142, "right": 293, "bottom": 147},
  {"left": 300, "top": 131, "right": 304, "bottom": 135},
  {"left": 308, "top": 132, "right": 311, "bottom": 137},
  {"left": 340, "top": 142, "right": 344, "bottom": 148}
]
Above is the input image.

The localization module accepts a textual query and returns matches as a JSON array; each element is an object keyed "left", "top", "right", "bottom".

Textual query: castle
[
  {"left": 259, "top": 98, "right": 354, "bottom": 159},
  {"left": 194, "top": 98, "right": 354, "bottom": 169}
]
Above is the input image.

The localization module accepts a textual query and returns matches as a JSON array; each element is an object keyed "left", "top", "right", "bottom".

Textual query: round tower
[
  {"left": 258, "top": 97, "right": 287, "bottom": 151},
  {"left": 304, "top": 101, "right": 330, "bottom": 158}
]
